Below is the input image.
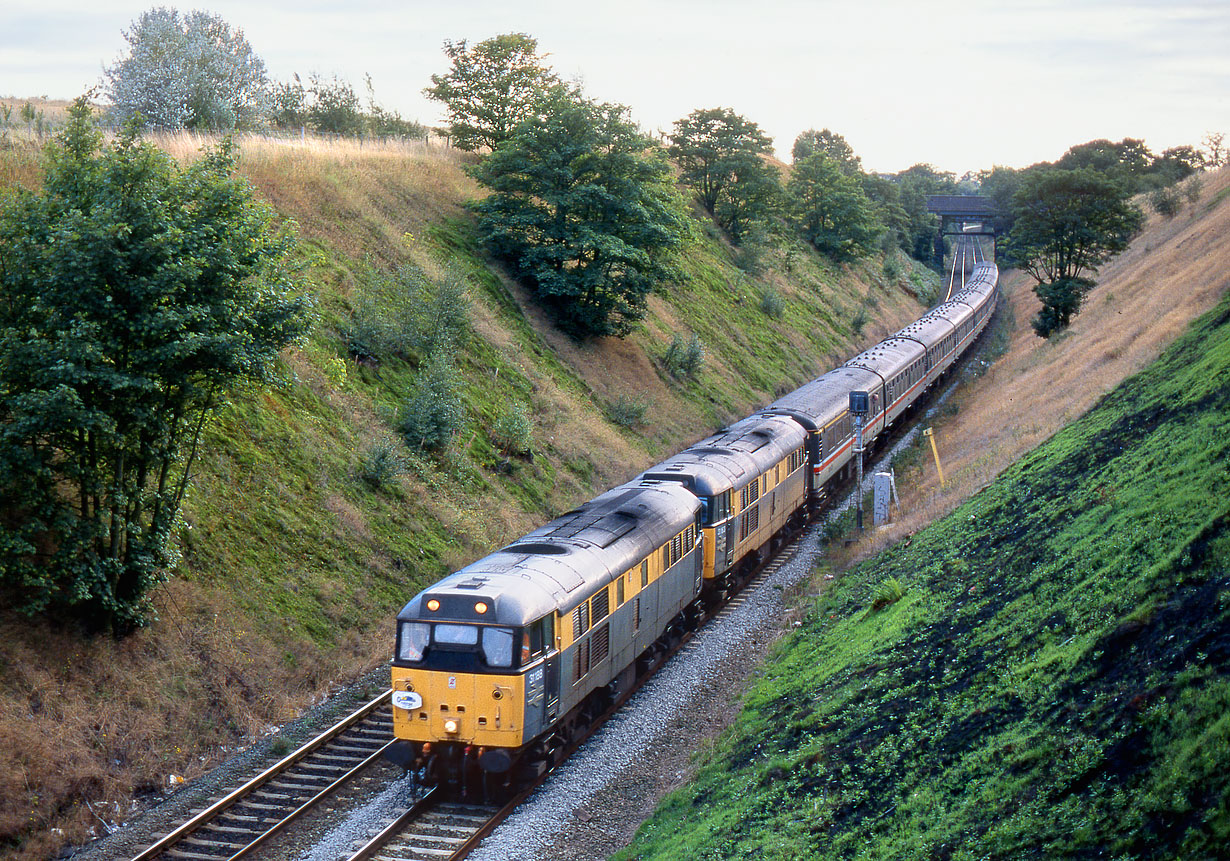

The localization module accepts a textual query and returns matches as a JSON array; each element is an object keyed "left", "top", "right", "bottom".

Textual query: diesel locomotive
[{"left": 387, "top": 261, "right": 1000, "bottom": 788}]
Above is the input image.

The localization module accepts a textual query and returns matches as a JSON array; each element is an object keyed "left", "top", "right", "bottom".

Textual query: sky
[{"left": 3, "top": 0, "right": 1229, "bottom": 175}]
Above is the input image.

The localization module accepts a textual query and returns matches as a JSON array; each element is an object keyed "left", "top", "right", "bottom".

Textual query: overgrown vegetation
[{"left": 617, "top": 287, "right": 1230, "bottom": 859}]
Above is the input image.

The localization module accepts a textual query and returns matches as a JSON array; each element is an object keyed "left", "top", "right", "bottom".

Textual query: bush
[
  {"left": 607, "top": 395, "right": 649, "bottom": 428},
  {"left": 883, "top": 257, "right": 902, "bottom": 284},
  {"left": 358, "top": 437, "right": 408, "bottom": 490},
  {"left": 491, "top": 402, "right": 532, "bottom": 455},
  {"left": 759, "top": 287, "right": 785, "bottom": 318},
  {"left": 870, "top": 576, "right": 907, "bottom": 611},
  {"left": 1183, "top": 176, "right": 1203, "bottom": 206},
  {"left": 851, "top": 306, "right": 868, "bottom": 337},
  {"left": 1149, "top": 185, "right": 1182, "bottom": 219},
  {"left": 663, "top": 333, "right": 704, "bottom": 379},
  {"left": 342, "top": 265, "right": 469, "bottom": 365},
  {"left": 399, "top": 355, "right": 465, "bottom": 451}
]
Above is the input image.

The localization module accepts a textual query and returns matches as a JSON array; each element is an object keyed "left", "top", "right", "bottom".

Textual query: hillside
[
  {"left": 0, "top": 129, "right": 931, "bottom": 858},
  {"left": 614, "top": 170, "right": 1230, "bottom": 858}
]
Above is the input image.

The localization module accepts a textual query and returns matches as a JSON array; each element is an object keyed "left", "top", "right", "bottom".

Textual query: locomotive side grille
[
  {"left": 591, "top": 624, "right": 610, "bottom": 666},
  {"left": 573, "top": 638, "right": 590, "bottom": 683},
  {"left": 592, "top": 588, "right": 610, "bottom": 623},
  {"left": 572, "top": 603, "right": 590, "bottom": 639}
]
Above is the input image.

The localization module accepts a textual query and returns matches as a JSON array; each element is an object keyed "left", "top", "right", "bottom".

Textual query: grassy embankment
[
  {"left": 0, "top": 123, "right": 930, "bottom": 858},
  {"left": 615, "top": 172, "right": 1230, "bottom": 858}
]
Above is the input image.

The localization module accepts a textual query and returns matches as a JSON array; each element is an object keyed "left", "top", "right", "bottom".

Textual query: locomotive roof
[
  {"left": 764, "top": 365, "right": 880, "bottom": 429},
  {"left": 396, "top": 481, "right": 700, "bottom": 624},
  {"left": 640, "top": 413, "right": 805, "bottom": 497}
]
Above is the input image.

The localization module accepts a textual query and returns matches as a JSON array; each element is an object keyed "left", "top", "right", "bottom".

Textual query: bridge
[{"left": 927, "top": 194, "right": 1001, "bottom": 260}]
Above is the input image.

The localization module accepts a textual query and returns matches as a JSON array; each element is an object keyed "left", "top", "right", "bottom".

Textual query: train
[{"left": 386, "top": 261, "right": 999, "bottom": 793}]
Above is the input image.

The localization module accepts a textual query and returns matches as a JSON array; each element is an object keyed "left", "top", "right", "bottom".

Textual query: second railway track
[{"left": 130, "top": 693, "right": 395, "bottom": 861}]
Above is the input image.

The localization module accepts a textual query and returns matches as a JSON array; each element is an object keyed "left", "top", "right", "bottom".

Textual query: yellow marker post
[{"left": 923, "top": 427, "right": 946, "bottom": 488}]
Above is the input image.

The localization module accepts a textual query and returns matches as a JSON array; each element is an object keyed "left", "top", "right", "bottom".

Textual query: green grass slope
[{"left": 616, "top": 289, "right": 1230, "bottom": 857}]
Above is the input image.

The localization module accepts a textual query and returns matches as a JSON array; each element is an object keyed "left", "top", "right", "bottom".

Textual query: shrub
[
  {"left": 1182, "top": 176, "right": 1203, "bottom": 206},
  {"left": 759, "top": 287, "right": 785, "bottom": 318},
  {"left": 607, "top": 395, "right": 649, "bottom": 428},
  {"left": 870, "top": 576, "right": 907, "bottom": 611},
  {"left": 358, "top": 437, "right": 408, "bottom": 490},
  {"left": 883, "top": 257, "right": 902, "bottom": 284},
  {"left": 491, "top": 402, "right": 532, "bottom": 455},
  {"left": 1149, "top": 186, "right": 1182, "bottom": 219},
  {"left": 851, "top": 306, "right": 868, "bottom": 337},
  {"left": 398, "top": 355, "right": 464, "bottom": 451},
  {"left": 663, "top": 333, "right": 704, "bottom": 379},
  {"left": 414, "top": 271, "right": 470, "bottom": 358}
]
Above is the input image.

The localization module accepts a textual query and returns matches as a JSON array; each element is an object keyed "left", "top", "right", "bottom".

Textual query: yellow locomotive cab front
[{"left": 390, "top": 666, "right": 526, "bottom": 749}]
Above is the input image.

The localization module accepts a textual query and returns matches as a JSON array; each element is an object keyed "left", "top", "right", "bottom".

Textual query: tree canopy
[
  {"left": 792, "top": 128, "right": 861, "bottom": 173},
  {"left": 0, "top": 100, "right": 311, "bottom": 632},
  {"left": 1005, "top": 168, "right": 1143, "bottom": 336},
  {"left": 669, "top": 108, "right": 779, "bottom": 240},
  {"left": 104, "top": 8, "right": 268, "bottom": 130},
  {"left": 787, "top": 152, "right": 882, "bottom": 262},
  {"left": 424, "top": 33, "right": 559, "bottom": 151},
  {"left": 471, "top": 90, "right": 688, "bottom": 339}
]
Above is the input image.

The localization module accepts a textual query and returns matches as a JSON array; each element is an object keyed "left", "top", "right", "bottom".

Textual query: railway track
[{"left": 129, "top": 692, "right": 395, "bottom": 861}]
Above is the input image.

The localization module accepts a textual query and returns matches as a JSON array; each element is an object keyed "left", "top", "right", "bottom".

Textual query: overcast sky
[{"left": 4, "top": 0, "right": 1229, "bottom": 174}]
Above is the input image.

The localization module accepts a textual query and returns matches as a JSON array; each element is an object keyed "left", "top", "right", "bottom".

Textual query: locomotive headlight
[
  {"left": 474, "top": 601, "right": 488, "bottom": 615},
  {"left": 426, "top": 599, "right": 440, "bottom": 612},
  {"left": 443, "top": 718, "right": 459, "bottom": 734}
]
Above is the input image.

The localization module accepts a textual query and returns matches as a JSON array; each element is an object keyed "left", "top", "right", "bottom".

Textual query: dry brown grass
[
  {"left": 831, "top": 166, "right": 1230, "bottom": 568},
  {"left": 0, "top": 579, "right": 347, "bottom": 856}
]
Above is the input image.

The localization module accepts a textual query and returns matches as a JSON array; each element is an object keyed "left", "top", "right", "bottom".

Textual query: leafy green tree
[
  {"left": 305, "top": 73, "right": 365, "bottom": 137},
  {"left": 424, "top": 33, "right": 559, "bottom": 151},
  {"left": 0, "top": 100, "right": 310, "bottom": 633},
  {"left": 471, "top": 90, "right": 688, "bottom": 339},
  {"left": 788, "top": 152, "right": 882, "bottom": 262},
  {"left": 1005, "top": 168, "right": 1143, "bottom": 337},
  {"left": 669, "top": 108, "right": 780, "bottom": 240},
  {"left": 792, "top": 128, "right": 861, "bottom": 173},
  {"left": 104, "top": 7, "right": 268, "bottom": 130}
]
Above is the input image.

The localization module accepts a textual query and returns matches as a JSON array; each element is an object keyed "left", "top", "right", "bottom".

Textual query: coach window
[
  {"left": 641, "top": 559, "right": 649, "bottom": 587},
  {"left": 482, "top": 627, "right": 514, "bottom": 668}
]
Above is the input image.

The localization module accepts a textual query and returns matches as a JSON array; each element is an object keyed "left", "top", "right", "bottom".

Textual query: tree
[
  {"left": 424, "top": 33, "right": 559, "bottom": 151},
  {"left": 305, "top": 73, "right": 364, "bottom": 137},
  {"left": 0, "top": 100, "right": 311, "bottom": 633},
  {"left": 792, "top": 128, "right": 861, "bottom": 173},
  {"left": 669, "top": 108, "right": 780, "bottom": 240},
  {"left": 1202, "top": 132, "right": 1226, "bottom": 169},
  {"left": 471, "top": 90, "right": 688, "bottom": 339},
  {"left": 788, "top": 152, "right": 882, "bottom": 262},
  {"left": 893, "top": 163, "right": 958, "bottom": 265},
  {"left": 1005, "top": 168, "right": 1143, "bottom": 337},
  {"left": 104, "top": 8, "right": 268, "bottom": 130}
]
